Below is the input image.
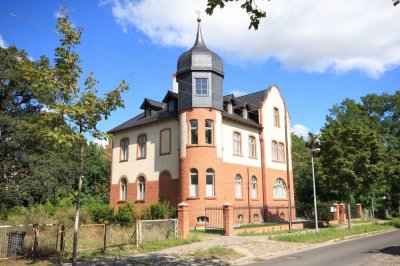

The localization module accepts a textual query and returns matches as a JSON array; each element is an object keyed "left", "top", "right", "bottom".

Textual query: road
[{"left": 247, "top": 229, "right": 400, "bottom": 266}]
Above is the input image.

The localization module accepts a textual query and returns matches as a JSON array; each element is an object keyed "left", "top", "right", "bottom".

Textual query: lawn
[
  {"left": 271, "top": 223, "right": 395, "bottom": 243},
  {"left": 191, "top": 245, "right": 245, "bottom": 261}
]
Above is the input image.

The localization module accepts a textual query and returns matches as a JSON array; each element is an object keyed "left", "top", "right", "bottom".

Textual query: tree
[
  {"left": 206, "top": 0, "right": 399, "bottom": 30},
  {"left": 319, "top": 99, "right": 385, "bottom": 228},
  {"left": 30, "top": 7, "right": 128, "bottom": 265}
]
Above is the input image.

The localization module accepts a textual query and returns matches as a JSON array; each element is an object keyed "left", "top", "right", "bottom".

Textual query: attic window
[
  {"left": 145, "top": 108, "right": 151, "bottom": 118},
  {"left": 228, "top": 103, "right": 233, "bottom": 114},
  {"left": 168, "top": 100, "right": 175, "bottom": 112},
  {"left": 243, "top": 109, "right": 248, "bottom": 119}
]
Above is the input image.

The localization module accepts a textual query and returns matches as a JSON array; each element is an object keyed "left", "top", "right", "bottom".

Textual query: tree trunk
[
  {"left": 72, "top": 143, "right": 84, "bottom": 266},
  {"left": 347, "top": 202, "right": 352, "bottom": 230}
]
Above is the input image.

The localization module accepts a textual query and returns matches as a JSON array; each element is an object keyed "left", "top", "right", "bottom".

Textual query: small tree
[{"left": 30, "top": 7, "right": 128, "bottom": 265}]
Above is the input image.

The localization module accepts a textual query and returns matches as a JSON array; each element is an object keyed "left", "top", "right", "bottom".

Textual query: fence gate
[{"left": 205, "top": 206, "right": 224, "bottom": 232}]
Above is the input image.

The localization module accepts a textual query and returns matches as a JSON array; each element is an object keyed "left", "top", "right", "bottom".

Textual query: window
[
  {"left": 160, "top": 129, "right": 171, "bottom": 155},
  {"left": 251, "top": 176, "right": 257, "bottom": 199},
  {"left": 272, "top": 141, "right": 278, "bottom": 161},
  {"left": 137, "top": 134, "right": 147, "bottom": 158},
  {"left": 273, "top": 178, "right": 287, "bottom": 199},
  {"left": 279, "top": 142, "right": 285, "bottom": 162},
  {"left": 168, "top": 100, "right": 175, "bottom": 112},
  {"left": 120, "top": 178, "right": 127, "bottom": 201},
  {"left": 206, "top": 168, "right": 215, "bottom": 197},
  {"left": 273, "top": 108, "right": 280, "bottom": 127},
  {"left": 243, "top": 109, "right": 248, "bottom": 119},
  {"left": 253, "top": 214, "right": 259, "bottom": 221},
  {"left": 190, "top": 169, "right": 198, "bottom": 197},
  {"left": 138, "top": 176, "right": 145, "bottom": 200},
  {"left": 197, "top": 216, "right": 209, "bottom": 223},
  {"left": 228, "top": 103, "right": 233, "bottom": 114},
  {"left": 205, "top": 120, "right": 213, "bottom": 145},
  {"left": 190, "top": 120, "right": 198, "bottom": 145},
  {"left": 145, "top": 108, "right": 151, "bottom": 118},
  {"left": 120, "top": 138, "right": 129, "bottom": 161},
  {"left": 233, "top": 132, "right": 241, "bottom": 155},
  {"left": 237, "top": 214, "right": 244, "bottom": 223},
  {"left": 248, "top": 136, "right": 256, "bottom": 158},
  {"left": 235, "top": 174, "right": 243, "bottom": 198},
  {"left": 195, "top": 78, "right": 208, "bottom": 95}
]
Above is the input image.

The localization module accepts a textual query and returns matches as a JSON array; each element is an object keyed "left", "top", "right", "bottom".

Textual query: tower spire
[{"left": 194, "top": 12, "right": 206, "bottom": 48}]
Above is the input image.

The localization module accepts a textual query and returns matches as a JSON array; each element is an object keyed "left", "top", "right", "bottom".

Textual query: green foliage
[
  {"left": 116, "top": 203, "right": 137, "bottom": 224},
  {"left": 86, "top": 203, "right": 114, "bottom": 223},
  {"left": 149, "top": 202, "right": 172, "bottom": 219}
]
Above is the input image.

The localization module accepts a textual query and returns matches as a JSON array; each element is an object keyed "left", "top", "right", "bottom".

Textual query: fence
[
  {"left": 232, "top": 206, "right": 300, "bottom": 227},
  {"left": 0, "top": 219, "right": 178, "bottom": 260}
]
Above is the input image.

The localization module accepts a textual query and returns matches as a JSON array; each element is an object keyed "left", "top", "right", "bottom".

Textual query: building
[{"left": 109, "top": 19, "right": 294, "bottom": 227}]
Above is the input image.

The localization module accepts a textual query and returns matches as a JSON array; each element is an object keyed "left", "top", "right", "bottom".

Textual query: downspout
[
  {"left": 259, "top": 108, "right": 267, "bottom": 221},
  {"left": 284, "top": 103, "right": 292, "bottom": 230}
]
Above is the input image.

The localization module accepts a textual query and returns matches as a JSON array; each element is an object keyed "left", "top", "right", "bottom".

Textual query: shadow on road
[{"left": 363, "top": 246, "right": 400, "bottom": 257}]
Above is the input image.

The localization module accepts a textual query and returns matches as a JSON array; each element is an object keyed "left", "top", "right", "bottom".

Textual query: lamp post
[{"left": 311, "top": 148, "right": 321, "bottom": 233}]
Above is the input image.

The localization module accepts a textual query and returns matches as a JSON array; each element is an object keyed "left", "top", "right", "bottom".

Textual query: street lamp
[{"left": 311, "top": 148, "right": 321, "bottom": 233}]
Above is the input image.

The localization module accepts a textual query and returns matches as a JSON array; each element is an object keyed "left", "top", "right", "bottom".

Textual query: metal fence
[
  {"left": 233, "top": 206, "right": 299, "bottom": 227},
  {"left": 138, "top": 219, "right": 178, "bottom": 244},
  {"left": 0, "top": 219, "right": 178, "bottom": 260}
]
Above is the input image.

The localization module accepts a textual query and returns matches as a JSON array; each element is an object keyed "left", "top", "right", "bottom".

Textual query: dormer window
[
  {"left": 228, "top": 103, "right": 233, "bottom": 114},
  {"left": 243, "top": 109, "right": 248, "bottom": 119},
  {"left": 168, "top": 100, "right": 175, "bottom": 112},
  {"left": 195, "top": 78, "right": 208, "bottom": 95},
  {"left": 145, "top": 108, "right": 151, "bottom": 118}
]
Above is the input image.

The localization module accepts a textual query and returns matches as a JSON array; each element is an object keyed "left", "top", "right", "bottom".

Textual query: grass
[
  {"left": 237, "top": 228, "right": 307, "bottom": 237},
  {"left": 235, "top": 222, "right": 279, "bottom": 229},
  {"left": 271, "top": 223, "right": 394, "bottom": 243},
  {"left": 192, "top": 245, "right": 245, "bottom": 261}
]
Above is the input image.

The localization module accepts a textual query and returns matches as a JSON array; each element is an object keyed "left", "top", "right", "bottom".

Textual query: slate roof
[{"left": 109, "top": 89, "right": 267, "bottom": 133}]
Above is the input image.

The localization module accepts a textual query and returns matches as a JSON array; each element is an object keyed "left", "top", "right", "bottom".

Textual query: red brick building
[{"left": 109, "top": 19, "right": 294, "bottom": 228}]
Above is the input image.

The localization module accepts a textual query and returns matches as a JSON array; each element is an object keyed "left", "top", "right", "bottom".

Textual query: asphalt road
[{"left": 247, "top": 229, "right": 400, "bottom": 266}]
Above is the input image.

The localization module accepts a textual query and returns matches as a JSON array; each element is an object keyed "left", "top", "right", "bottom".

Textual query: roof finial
[{"left": 195, "top": 10, "right": 202, "bottom": 23}]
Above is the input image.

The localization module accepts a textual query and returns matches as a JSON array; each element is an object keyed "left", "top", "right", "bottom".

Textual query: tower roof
[{"left": 176, "top": 19, "right": 224, "bottom": 76}]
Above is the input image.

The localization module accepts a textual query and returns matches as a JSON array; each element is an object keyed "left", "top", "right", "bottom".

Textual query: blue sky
[{"left": 1, "top": 0, "right": 399, "bottom": 143}]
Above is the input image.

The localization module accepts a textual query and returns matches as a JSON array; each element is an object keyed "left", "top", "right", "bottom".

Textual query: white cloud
[
  {"left": 93, "top": 138, "right": 109, "bottom": 147},
  {"left": 0, "top": 35, "right": 7, "bottom": 48},
  {"left": 291, "top": 124, "right": 310, "bottom": 139},
  {"left": 228, "top": 90, "right": 247, "bottom": 97},
  {"left": 105, "top": 0, "right": 400, "bottom": 78}
]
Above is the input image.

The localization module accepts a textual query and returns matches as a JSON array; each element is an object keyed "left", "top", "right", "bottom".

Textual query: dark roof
[
  {"left": 109, "top": 89, "right": 266, "bottom": 133},
  {"left": 162, "top": 91, "right": 178, "bottom": 103},
  {"left": 108, "top": 109, "right": 178, "bottom": 133},
  {"left": 140, "top": 98, "right": 164, "bottom": 110},
  {"left": 235, "top": 90, "right": 267, "bottom": 111}
]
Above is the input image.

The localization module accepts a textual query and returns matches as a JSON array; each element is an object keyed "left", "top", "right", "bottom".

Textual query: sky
[{"left": 0, "top": 0, "right": 399, "bottom": 145}]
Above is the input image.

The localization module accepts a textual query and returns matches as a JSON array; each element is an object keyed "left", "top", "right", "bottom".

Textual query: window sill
[
  {"left": 273, "top": 199, "right": 288, "bottom": 201},
  {"left": 186, "top": 196, "right": 200, "bottom": 200},
  {"left": 272, "top": 160, "right": 286, "bottom": 164},
  {"left": 135, "top": 199, "right": 145, "bottom": 203},
  {"left": 204, "top": 196, "right": 216, "bottom": 200},
  {"left": 119, "top": 160, "right": 128, "bottom": 163},
  {"left": 235, "top": 198, "right": 244, "bottom": 201},
  {"left": 160, "top": 152, "right": 171, "bottom": 156},
  {"left": 136, "top": 157, "right": 146, "bottom": 160},
  {"left": 233, "top": 154, "right": 243, "bottom": 157},
  {"left": 251, "top": 198, "right": 259, "bottom": 201},
  {"left": 249, "top": 156, "right": 258, "bottom": 160},
  {"left": 117, "top": 200, "right": 127, "bottom": 204},
  {"left": 187, "top": 145, "right": 216, "bottom": 148}
]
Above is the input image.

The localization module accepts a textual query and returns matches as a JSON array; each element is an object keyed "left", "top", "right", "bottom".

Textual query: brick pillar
[
  {"left": 178, "top": 202, "right": 189, "bottom": 239},
  {"left": 338, "top": 203, "right": 345, "bottom": 223},
  {"left": 356, "top": 203, "right": 363, "bottom": 218},
  {"left": 223, "top": 202, "right": 233, "bottom": 236},
  {"left": 332, "top": 203, "right": 339, "bottom": 221}
]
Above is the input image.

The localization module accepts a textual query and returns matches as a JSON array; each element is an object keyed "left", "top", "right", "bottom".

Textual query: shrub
[
  {"left": 116, "top": 202, "right": 137, "bottom": 224},
  {"left": 150, "top": 202, "right": 171, "bottom": 219},
  {"left": 86, "top": 203, "right": 114, "bottom": 223}
]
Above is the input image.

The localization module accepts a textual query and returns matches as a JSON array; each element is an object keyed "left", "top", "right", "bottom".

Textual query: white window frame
[
  {"left": 206, "top": 169, "right": 215, "bottom": 197},
  {"left": 273, "top": 107, "right": 280, "bottom": 127},
  {"left": 194, "top": 78, "right": 208, "bottom": 95},
  {"left": 120, "top": 139, "right": 129, "bottom": 161},
  {"left": 251, "top": 176, "right": 257, "bottom": 199},
  {"left": 205, "top": 120, "right": 213, "bottom": 145},
  {"left": 120, "top": 178, "right": 127, "bottom": 201},
  {"left": 138, "top": 176, "right": 145, "bottom": 200},
  {"left": 272, "top": 141, "right": 278, "bottom": 161},
  {"left": 137, "top": 134, "right": 146, "bottom": 158},
  {"left": 190, "top": 120, "right": 198, "bottom": 145},
  {"left": 233, "top": 132, "right": 241, "bottom": 155},
  {"left": 235, "top": 174, "right": 243, "bottom": 198},
  {"left": 273, "top": 178, "right": 287, "bottom": 199},
  {"left": 279, "top": 142, "right": 285, "bottom": 162},
  {"left": 248, "top": 136, "right": 256, "bottom": 158},
  {"left": 190, "top": 169, "right": 199, "bottom": 197}
]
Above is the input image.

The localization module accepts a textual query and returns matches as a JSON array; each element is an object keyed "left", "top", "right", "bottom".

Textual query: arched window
[
  {"left": 120, "top": 178, "right": 127, "bottom": 201},
  {"left": 233, "top": 132, "right": 241, "bottom": 155},
  {"left": 235, "top": 174, "right": 242, "bottom": 198},
  {"left": 197, "top": 216, "right": 209, "bottom": 223},
  {"left": 279, "top": 142, "right": 285, "bottom": 162},
  {"left": 273, "top": 178, "right": 287, "bottom": 199},
  {"left": 206, "top": 168, "right": 215, "bottom": 197},
  {"left": 190, "top": 169, "right": 198, "bottom": 197},
  {"left": 237, "top": 214, "right": 244, "bottom": 223},
  {"left": 253, "top": 214, "right": 259, "bottom": 221},
  {"left": 248, "top": 136, "right": 256, "bottom": 158},
  {"left": 205, "top": 120, "right": 213, "bottom": 145},
  {"left": 138, "top": 176, "right": 145, "bottom": 200},
  {"left": 190, "top": 120, "right": 198, "bottom": 145},
  {"left": 273, "top": 107, "right": 280, "bottom": 127},
  {"left": 251, "top": 176, "right": 257, "bottom": 199},
  {"left": 272, "top": 141, "right": 278, "bottom": 161}
]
